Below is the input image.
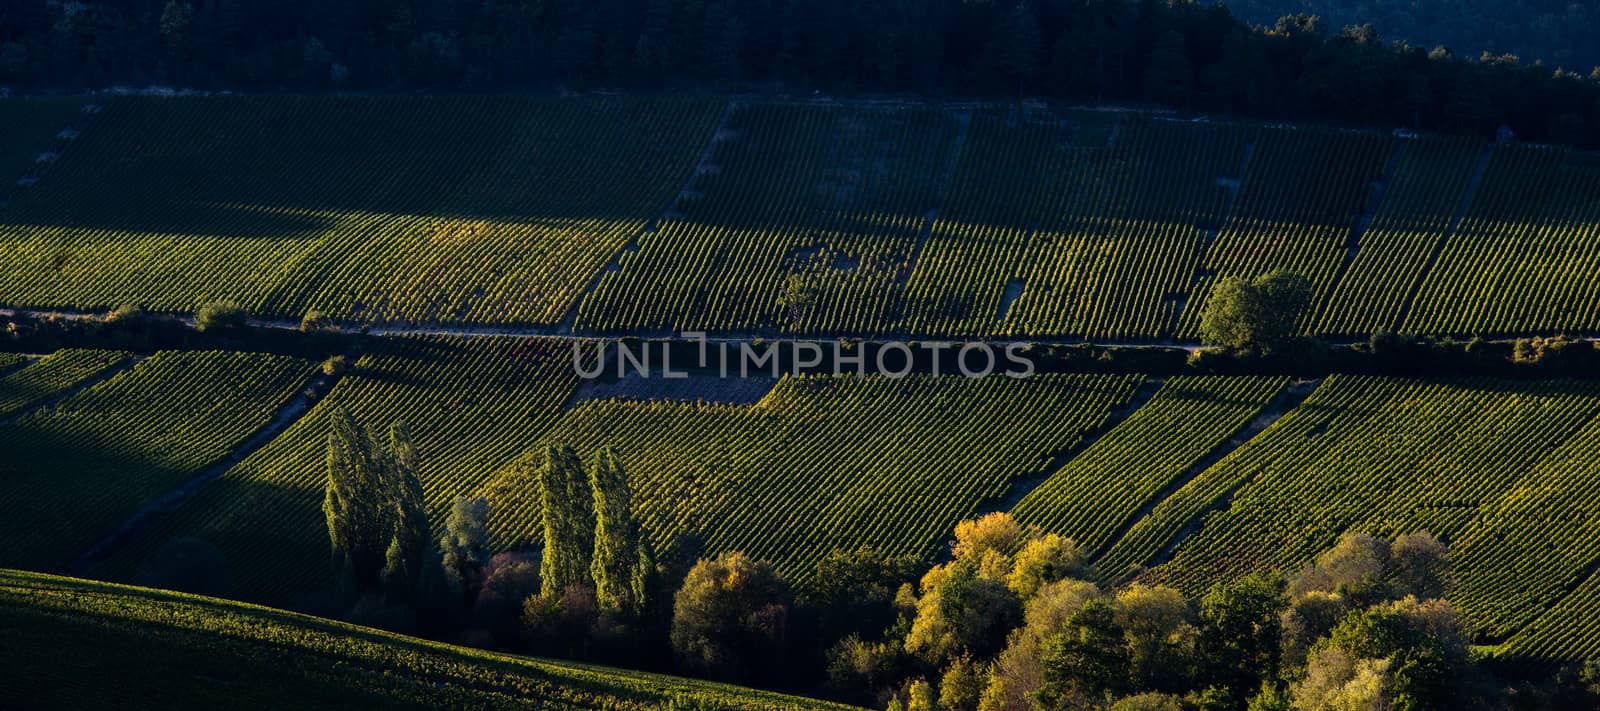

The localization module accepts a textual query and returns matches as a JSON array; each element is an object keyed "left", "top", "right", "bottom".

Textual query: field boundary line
[
  {"left": 1093, "top": 377, "right": 1320, "bottom": 571},
  {"left": 63, "top": 364, "right": 344, "bottom": 576},
  {"left": 0, "top": 353, "right": 144, "bottom": 426},
  {"left": 558, "top": 98, "right": 739, "bottom": 334},
  {"left": 984, "top": 375, "right": 1169, "bottom": 517},
  {"left": 895, "top": 109, "right": 971, "bottom": 288},
  {"left": 1315, "top": 137, "right": 1409, "bottom": 326},
  {"left": 1393, "top": 144, "right": 1493, "bottom": 331}
]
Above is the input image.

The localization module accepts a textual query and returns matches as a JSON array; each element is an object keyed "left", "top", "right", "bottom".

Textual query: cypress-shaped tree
[
  {"left": 538, "top": 445, "right": 594, "bottom": 596},
  {"left": 381, "top": 422, "right": 430, "bottom": 604},
  {"left": 589, "top": 447, "right": 643, "bottom": 616},
  {"left": 323, "top": 408, "right": 391, "bottom": 595}
]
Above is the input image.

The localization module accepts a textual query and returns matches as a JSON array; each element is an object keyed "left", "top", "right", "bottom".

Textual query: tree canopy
[{"left": 3, "top": 0, "right": 1599, "bottom": 148}]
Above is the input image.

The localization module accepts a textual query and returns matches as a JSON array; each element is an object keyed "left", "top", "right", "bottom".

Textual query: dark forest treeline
[
  {"left": 3, "top": 1, "right": 1600, "bottom": 148},
  {"left": 1219, "top": 0, "right": 1600, "bottom": 75}
]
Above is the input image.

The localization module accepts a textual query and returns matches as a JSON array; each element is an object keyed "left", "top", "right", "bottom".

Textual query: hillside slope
[
  {"left": 0, "top": 569, "right": 853, "bottom": 710},
  {"left": 4, "top": 96, "right": 1600, "bottom": 340}
]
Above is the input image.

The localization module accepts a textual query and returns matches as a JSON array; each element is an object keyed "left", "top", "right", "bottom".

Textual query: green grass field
[{"left": 0, "top": 569, "right": 855, "bottom": 710}]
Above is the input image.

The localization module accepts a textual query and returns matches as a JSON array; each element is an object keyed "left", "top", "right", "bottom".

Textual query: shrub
[
  {"left": 300, "top": 309, "right": 334, "bottom": 332},
  {"left": 195, "top": 300, "right": 247, "bottom": 332}
]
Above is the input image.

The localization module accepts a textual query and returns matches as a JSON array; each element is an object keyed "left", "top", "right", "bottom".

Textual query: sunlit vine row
[
  {"left": 0, "top": 95, "right": 722, "bottom": 326},
  {"left": 95, "top": 337, "right": 581, "bottom": 605},
  {"left": 1090, "top": 375, "right": 1600, "bottom": 657},
  {"left": 1176, "top": 128, "right": 1395, "bottom": 338},
  {"left": 1405, "top": 144, "right": 1600, "bottom": 336},
  {"left": 1315, "top": 136, "right": 1483, "bottom": 335},
  {"left": 0, "top": 348, "right": 133, "bottom": 418},
  {"left": 579, "top": 102, "right": 958, "bottom": 335},
  {"left": 1009, "top": 375, "right": 1286, "bottom": 555},
  {"left": 0, "top": 350, "right": 313, "bottom": 570},
  {"left": 481, "top": 373, "right": 1140, "bottom": 586}
]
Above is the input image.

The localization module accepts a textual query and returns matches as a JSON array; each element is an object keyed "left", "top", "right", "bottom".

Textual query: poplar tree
[
  {"left": 323, "top": 409, "right": 430, "bottom": 602},
  {"left": 381, "top": 422, "right": 430, "bottom": 604},
  {"left": 538, "top": 445, "right": 595, "bottom": 597},
  {"left": 590, "top": 447, "right": 646, "bottom": 616},
  {"left": 324, "top": 408, "right": 390, "bottom": 595}
]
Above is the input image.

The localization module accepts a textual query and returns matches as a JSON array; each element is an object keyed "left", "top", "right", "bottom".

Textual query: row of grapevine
[
  {"left": 95, "top": 337, "right": 582, "bottom": 605},
  {"left": 0, "top": 95, "right": 722, "bottom": 326},
  {"left": 898, "top": 116, "right": 1246, "bottom": 339},
  {"left": 0, "top": 98, "right": 87, "bottom": 196},
  {"left": 1502, "top": 566, "right": 1600, "bottom": 660},
  {"left": 1315, "top": 136, "right": 1484, "bottom": 335},
  {"left": 1405, "top": 145, "right": 1600, "bottom": 336},
  {"left": 480, "top": 373, "right": 1140, "bottom": 585},
  {"left": 1176, "top": 128, "right": 1395, "bottom": 338},
  {"left": 6, "top": 96, "right": 1600, "bottom": 338},
  {"left": 1091, "top": 376, "right": 1600, "bottom": 657},
  {"left": 0, "top": 570, "right": 850, "bottom": 710},
  {"left": 0, "top": 350, "right": 313, "bottom": 570},
  {"left": 0, "top": 348, "right": 134, "bottom": 419},
  {"left": 1446, "top": 411, "right": 1600, "bottom": 641},
  {"left": 1009, "top": 375, "right": 1286, "bottom": 555},
  {"left": 578, "top": 102, "right": 959, "bottom": 334}
]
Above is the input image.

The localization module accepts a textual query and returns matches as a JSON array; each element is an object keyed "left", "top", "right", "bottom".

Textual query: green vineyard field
[
  {"left": 480, "top": 373, "right": 1140, "bottom": 584},
  {"left": 1010, "top": 375, "right": 1287, "bottom": 555},
  {"left": 578, "top": 102, "right": 959, "bottom": 334},
  {"left": 0, "top": 95, "right": 721, "bottom": 326},
  {"left": 0, "top": 569, "right": 853, "bottom": 710},
  {"left": 3, "top": 96, "right": 1600, "bottom": 338},
  {"left": 96, "top": 337, "right": 581, "bottom": 604},
  {"left": 0, "top": 340, "right": 1590, "bottom": 659},
  {"left": 0, "top": 348, "right": 135, "bottom": 419},
  {"left": 0, "top": 350, "right": 313, "bottom": 570},
  {"left": 1085, "top": 375, "right": 1600, "bottom": 656}
]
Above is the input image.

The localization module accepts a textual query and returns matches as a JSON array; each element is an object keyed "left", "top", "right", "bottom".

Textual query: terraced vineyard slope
[
  {"left": 1095, "top": 375, "right": 1600, "bottom": 656},
  {"left": 1406, "top": 145, "right": 1600, "bottom": 336},
  {"left": 3, "top": 97, "right": 1600, "bottom": 338},
  {"left": 579, "top": 102, "right": 959, "bottom": 334},
  {"left": 0, "top": 569, "right": 854, "bottom": 710}
]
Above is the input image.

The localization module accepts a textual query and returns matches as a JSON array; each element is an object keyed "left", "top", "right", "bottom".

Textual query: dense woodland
[{"left": 2, "top": 0, "right": 1600, "bottom": 148}]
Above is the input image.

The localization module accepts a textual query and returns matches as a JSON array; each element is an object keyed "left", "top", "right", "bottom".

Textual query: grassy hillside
[
  {"left": 3, "top": 97, "right": 1600, "bottom": 338},
  {"left": 0, "top": 569, "right": 854, "bottom": 710}
]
